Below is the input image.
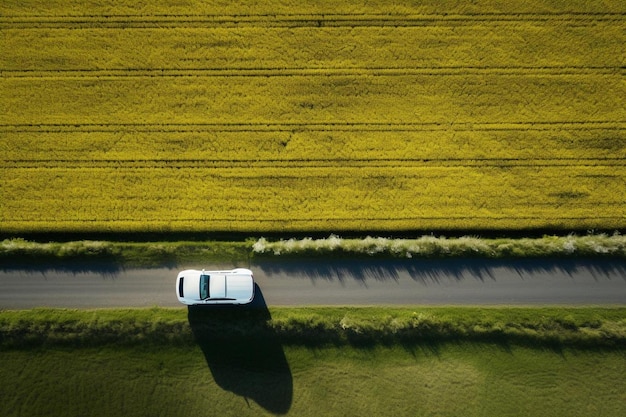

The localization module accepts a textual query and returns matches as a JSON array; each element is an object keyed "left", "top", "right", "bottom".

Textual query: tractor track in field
[
  {"left": 3, "top": 158, "right": 625, "bottom": 169},
  {"left": 1, "top": 121, "right": 624, "bottom": 131},
  {"left": 1, "top": 12, "right": 625, "bottom": 29},
  {"left": 2, "top": 66, "right": 623, "bottom": 78},
  {"left": 6, "top": 216, "right": 624, "bottom": 226}
]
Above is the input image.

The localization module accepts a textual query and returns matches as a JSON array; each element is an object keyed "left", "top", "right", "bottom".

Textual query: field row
[
  {"left": 1, "top": 166, "right": 623, "bottom": 232},
  {"left": 2, "top": 127, "right": 623, "bottom": 164},
  {"left": 2, "top": 75, "right": 623, "bottom": 126},
  {"left": 2, "top": 0, "right": 624, "bottom": 19},
  {"left": 3, "top": 25, "right": 624, "bottom": 71}
]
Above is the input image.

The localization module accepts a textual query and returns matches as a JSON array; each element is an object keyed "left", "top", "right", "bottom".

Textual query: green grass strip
[
  {"left": 1, "top": 307, "right": 625, "bottom": 350},
  {"left": 0, "top": 239, "right": 252, "bottom": 267}
]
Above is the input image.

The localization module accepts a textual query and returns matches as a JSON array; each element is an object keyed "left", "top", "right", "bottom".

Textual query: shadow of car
[{"left": 187, "top": 284, "right": 293, "bottom": 414}]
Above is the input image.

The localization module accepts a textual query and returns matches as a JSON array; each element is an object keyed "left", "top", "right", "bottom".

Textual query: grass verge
[
  {"left": 0, "top": 239, "right": 252, "bottom": 268},
  {"left": 1, "top": 307, "right": 626, "bottom": 417},
  {"left": 1, "top": 307, "right": 625, "bottom": 350},
  {"left": 1, "top": 233, "right": 625, "bottom": 268}
]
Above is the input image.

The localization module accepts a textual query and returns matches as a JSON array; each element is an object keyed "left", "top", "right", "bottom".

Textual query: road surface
[{"left": 1, "top": 258, "right": 625, "bottom": 309}]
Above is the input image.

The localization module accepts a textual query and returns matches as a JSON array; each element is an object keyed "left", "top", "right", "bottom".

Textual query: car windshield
[{"left": 199, "top": 274, "right": 210, "bottom": 299}]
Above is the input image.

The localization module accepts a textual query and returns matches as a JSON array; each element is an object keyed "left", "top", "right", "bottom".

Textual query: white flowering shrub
[{"left": 251, "top": 233, "right": 626, "bottom": 258}]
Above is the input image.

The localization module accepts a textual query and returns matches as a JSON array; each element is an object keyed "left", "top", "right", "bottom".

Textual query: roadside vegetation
[
  {"left": 2, "top": 234, "right": 625, "bottom": 268},
  {"left": 252, "top": 233, "right": 626, "bottom": 258},
  {"left": 1, "top": 307, "right": 626, "bottom": 416},
  {"left": 0, "top": 238, "right": 252, "bottom": 267},
  {"left": 1, "top": 307, "right": 625, "bottom": 350}
]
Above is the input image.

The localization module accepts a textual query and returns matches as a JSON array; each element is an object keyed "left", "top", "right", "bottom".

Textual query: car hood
[{"left": 182, "top": 273, "right": 201, "bottom": 300}]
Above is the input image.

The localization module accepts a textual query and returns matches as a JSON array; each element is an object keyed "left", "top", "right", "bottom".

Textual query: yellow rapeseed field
[{"left": 1, "top": 0, "right": 624, "bottom": 233}]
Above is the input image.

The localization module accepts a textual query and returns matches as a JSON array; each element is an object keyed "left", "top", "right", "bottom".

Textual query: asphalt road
[{"left": 1, "top": 258, "right": 626, "bottom": 309}]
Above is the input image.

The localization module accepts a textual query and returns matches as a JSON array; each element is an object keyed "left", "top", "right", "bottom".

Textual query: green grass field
[
  {"left": 1, "top": 0, "right": 624, "bottom": 233},
  {"left": 2, "top": 345, "right": 626, "bottom": 417},
  {"left": 1, "top": 307, "right": 626, "bottom": 416}
]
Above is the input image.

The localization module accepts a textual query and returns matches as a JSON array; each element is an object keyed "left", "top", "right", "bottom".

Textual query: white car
[{"left": 176, "top": 268, "right": 255, "bottom": 305}]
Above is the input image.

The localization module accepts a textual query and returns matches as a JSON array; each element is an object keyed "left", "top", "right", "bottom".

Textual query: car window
[{"left": 200, "top": 274, "right": 210, "bottom": 299}]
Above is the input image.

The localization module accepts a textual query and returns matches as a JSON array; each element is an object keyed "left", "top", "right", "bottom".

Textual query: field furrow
[{"left": 1, "top": 13, "right": 625, "bottom": 30}]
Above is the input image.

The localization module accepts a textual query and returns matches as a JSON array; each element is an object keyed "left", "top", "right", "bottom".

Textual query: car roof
[{"left": 178, "top": 269, "right": 253, "bottom": 303}]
